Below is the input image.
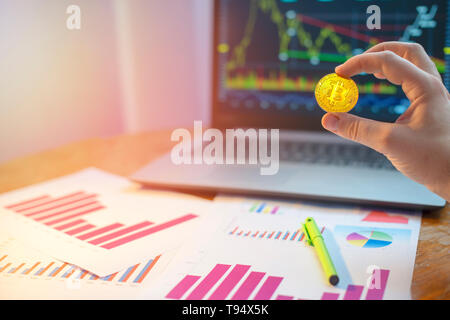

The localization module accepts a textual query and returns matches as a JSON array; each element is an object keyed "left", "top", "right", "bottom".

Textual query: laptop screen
[{"left": 212, "top": 0, "right": 449, "bottom": 130}]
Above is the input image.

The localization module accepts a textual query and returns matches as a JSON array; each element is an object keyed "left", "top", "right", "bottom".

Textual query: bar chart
[
  {"left": 4, "top": 191, "right": 198, "bottom": 250},
  {"left": 0, "top": 252, "right": 161, "bottom": 285},
  {"left": 165, "top": 263, "right": 390, "bottom": 300},
  {"left": 0, "top": 169, "right": 211, "bottom": 276},
  {"left": 228, "top": 225, "right": 325, "bottom": 243},
  {"left": 150, "top": 195, "right": 420, "bottom": 300},
  {"left": 248, "top": 202, "right": 281, "bottom": 215}
]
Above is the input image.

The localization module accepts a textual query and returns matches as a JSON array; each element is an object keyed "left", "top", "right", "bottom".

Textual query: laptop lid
[{"left": 211, "top": 0, "right": 449, "bottom": 131}]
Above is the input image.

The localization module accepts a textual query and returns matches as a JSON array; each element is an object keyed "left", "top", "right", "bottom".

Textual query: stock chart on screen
[{"left": 216, "top": 0, "right": 449, "bottom": 122}]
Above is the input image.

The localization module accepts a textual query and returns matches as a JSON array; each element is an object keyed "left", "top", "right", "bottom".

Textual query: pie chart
[{"left": 346, "top": 230, "right": 393, "bottom": 248}]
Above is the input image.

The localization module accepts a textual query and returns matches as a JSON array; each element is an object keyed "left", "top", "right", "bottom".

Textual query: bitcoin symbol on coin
[{"left": 315, "top": 73, "right": 359, "bottom": 113}]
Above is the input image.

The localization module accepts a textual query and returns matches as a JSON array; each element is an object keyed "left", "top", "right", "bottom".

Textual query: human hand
[{"left": 321, "top": 42, "right": 450, "bottom": 201}]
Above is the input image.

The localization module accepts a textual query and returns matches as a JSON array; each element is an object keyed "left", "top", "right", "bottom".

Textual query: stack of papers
[
  {"left": 146, "top": 195, "right": 421, "bottom": 300},
  {"left": 0, "top": 169, "right": 421, "bottom": 299},
  {"left": 0, "top": 168, "right": 211, "bottom": 298}
]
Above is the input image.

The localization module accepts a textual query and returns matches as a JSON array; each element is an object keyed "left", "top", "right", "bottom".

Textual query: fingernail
[{"left": 322, "top": 114, "right": 339, "bottom": 132}]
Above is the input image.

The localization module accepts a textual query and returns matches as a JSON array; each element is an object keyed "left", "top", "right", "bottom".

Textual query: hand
[{"left": 321, "top": 42, "right": 450, "bottom": 201}]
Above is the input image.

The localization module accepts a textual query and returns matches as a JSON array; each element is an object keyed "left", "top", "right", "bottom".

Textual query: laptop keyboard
[{"left": 279, "top": 141, "right": 395, "bottom": 170}]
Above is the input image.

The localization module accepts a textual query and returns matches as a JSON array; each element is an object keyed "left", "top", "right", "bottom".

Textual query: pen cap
[{"left": 304, "top": 217, "right": 323, "bottom": 240}]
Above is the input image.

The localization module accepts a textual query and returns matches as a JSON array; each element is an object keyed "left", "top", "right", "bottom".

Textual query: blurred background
[{"left": 0, "top": 0, "right": 212, "bottom": 163}]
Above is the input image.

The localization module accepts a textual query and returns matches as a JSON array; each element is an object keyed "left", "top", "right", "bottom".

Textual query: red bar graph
[
  {"left": 254, "top": 276, "right": 283, "bottom": 300},
  {"left": 44, "top": 205, "right": 105, "bottom": 226},
  {"left": 5, "top": 193, "right": 199, "bottom": 251},
  {"left": 5, "top": 195, "right": 50, "bottom": 209},
  {"left": 166, "top": 275, "right": 201, "bottom": 299},
  {"left": 166, "top": 263, "right": 392, "bottom": 300},
  {"left": 76, "top": 223, "right": 124, "bottom": 240},
  {"left": 25, "top": 195, "right": 97, "bottom": 217},
  {"left": 366, "top": 269, "right": 390, "bottom": 300},
  {"left": 55, "top": 219, "right": 86, "bottom": 231},
  {"left": 343, "top": 285, "right": 364, "bottom": 300},
  {"left": 231, "top": 271, "right": 265, "bottom": 300},
  {"left": 276, "top": 295, "right": 293, "bottom": 300},
  {"left": 186, "top": 264, "right": 231, "bottom": 300},
  {"left": 88, "top": 221, "right": 153, "bottom": 245},
  {"left": 101, "top": 214, "right": 198, "bottom": 250},
  {"left": 209, "top": 264, "right": 251, "bottom": 300},
  {"left": 33, "top": 200, "right": 98, "bottom": 221},
  {"left": 15, "top": 192, "right": 85, "bottom": 213},
  {"left": 65, "top": 224, "right": 96, "bottom": 236},
  {"left": 321, "top": 292, "right": 339, "bottom": 300}
]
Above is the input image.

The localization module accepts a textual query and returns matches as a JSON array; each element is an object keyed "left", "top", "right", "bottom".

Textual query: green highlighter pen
[{"left": 302, "top": 217, "right": 339, "bottom": 286}]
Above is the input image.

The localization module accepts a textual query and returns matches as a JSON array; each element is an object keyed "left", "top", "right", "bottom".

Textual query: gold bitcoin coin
[{"left": 315, "top": 73, "right": 359, "bottom": 113}]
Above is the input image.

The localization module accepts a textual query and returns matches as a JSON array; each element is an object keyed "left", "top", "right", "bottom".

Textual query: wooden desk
[{"left": 0, "top": 130, "right": 448, "bottom": 299}]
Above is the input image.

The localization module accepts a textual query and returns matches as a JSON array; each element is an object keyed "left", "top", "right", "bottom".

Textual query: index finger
[
  {"left": 365, "top": 41, "right": 441, "bottom": 79},
  {"left": 335, "top": 51, "right": 435, "bottom": 101}
]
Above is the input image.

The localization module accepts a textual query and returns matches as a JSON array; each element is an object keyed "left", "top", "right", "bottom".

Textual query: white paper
[
  {"left": 145, "top": 195, "right": 421, "bottom": 300},
  {"left": 0, "top": 168, "right": 212, "bottom": 276}
]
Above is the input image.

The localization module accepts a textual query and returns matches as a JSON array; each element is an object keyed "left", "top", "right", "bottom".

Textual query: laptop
[{"left": 131, "top": 0, "right": 447, "bottom": 210}]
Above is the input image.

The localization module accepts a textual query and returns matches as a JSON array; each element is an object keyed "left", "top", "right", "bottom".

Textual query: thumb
[{"left": 321, "top": 112, "right": 395, "bottom": 153}]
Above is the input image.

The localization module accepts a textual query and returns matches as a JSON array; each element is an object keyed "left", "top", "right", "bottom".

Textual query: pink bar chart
[
  {"left": 165, "top": 263, "right": 391, "bottom": 300},
  {"left": 186, "top": 264, "right": 231, "bottom": 300},
  {"left": 4, "top": 192, "right": 198, "bottom": 250},
  {"left": 231, "top": 271, "right": 265, "bottom": 300},
  {"left": 209, "top": 264, "right": 251, "bottom": 300},
  {"left": 166, "top": 263, "right": 284, "bottom": 300},
  {"left": 253, "top": 276, "right": 283, "bottom": 300},
  {"left": 366, "top": 269, "right": 390, "bottom": 300},
  {"left": 342, "top": 285, "right": 364, "bottom": 300}
]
